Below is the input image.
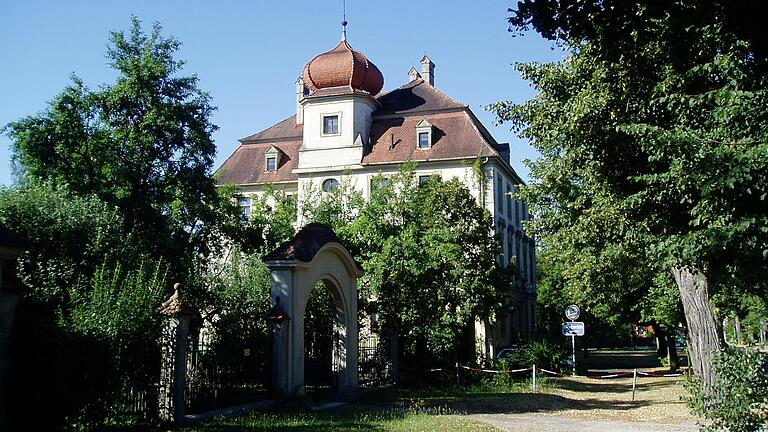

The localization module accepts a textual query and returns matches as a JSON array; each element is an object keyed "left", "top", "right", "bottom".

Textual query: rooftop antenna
[{"left": 341, "top": 0, "right": 348, "bottom": 41}]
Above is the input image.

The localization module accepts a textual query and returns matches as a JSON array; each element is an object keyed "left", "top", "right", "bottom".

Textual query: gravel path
[{"left": 466, "top": 413, "right": 699, "bottom": 432}]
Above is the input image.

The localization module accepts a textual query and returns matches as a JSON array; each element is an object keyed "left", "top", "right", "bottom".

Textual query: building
[{"left": 216, "top": 34, "right": 536, "bottom": 356}]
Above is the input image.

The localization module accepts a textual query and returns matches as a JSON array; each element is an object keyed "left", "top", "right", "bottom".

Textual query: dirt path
[
  {"left": 466, "top": 413, "right": 698, "bottom": 432},
  {"left": 460, "top": 374, "right": 700, "bottom": 431}
]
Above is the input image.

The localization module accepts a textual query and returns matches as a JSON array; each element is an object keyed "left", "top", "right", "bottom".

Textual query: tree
[
  {"left": 302, "top": 164, "right": 507, "bottom": 367},
  {"left": 494, "top": 0, "right": 768, "bottom": 389},
  {"left": 3, "top": 17, "right": 249, "bottom": 273}
]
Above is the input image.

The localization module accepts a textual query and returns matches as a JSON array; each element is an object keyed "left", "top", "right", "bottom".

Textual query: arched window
[{"left": 322, "top": 178, "right": 340, "bottom": 193}]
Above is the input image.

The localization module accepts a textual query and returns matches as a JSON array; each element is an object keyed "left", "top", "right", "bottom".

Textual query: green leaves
[
  {"left": 3, "top": 17, "right": 239, "bottom": 273},
  {"left": 686, "top": 348, "right": 768, "bottom": 432},
  {"left": 301, "top": 164, "right": 506, "bottom": 361}
]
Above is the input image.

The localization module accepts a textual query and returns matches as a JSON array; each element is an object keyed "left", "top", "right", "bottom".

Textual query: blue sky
[{"left": 0, "top": 0, "right": 563, "bottom": 186}]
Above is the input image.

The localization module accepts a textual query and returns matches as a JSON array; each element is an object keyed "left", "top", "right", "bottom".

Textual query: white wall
[{"left": 298, "top": 94, "right": 377, "bottom": 170}]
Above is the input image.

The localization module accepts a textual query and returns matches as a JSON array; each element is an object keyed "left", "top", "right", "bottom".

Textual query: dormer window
[
  {"left": 264, "top": 145, "right": 281, "bottom": 172},
  {"left": 415, "top": 118, "right": 433, "bottom": 149},
  {"left": 322, "top": 114, "right": 340, "bottom": 135}
]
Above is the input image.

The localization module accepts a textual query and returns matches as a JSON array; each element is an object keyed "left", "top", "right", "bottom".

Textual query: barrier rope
[
  {"left": 460, "top": 365, "right": 532, "bottom": 374},
  {"left": 636, "top": 371, "right": 683, "bottom": 377}
]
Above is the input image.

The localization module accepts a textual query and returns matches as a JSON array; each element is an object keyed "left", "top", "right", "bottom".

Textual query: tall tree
[
  {"left": 4, "top": 17, "right": 247, "bottom": 270},
  {"left": 494, "top": 1, "right": 768, "bottom": 388},
  {"left": 302, "top": 165, "right": 507, "bottom": 366}
]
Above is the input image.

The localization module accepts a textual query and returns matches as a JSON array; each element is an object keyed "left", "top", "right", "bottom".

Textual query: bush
[
  {"left": 686, "top": 347, "right": 768, "bottom": 432},
  {"left": 500, "top": 340, "right": 569, "bottom": 372}
]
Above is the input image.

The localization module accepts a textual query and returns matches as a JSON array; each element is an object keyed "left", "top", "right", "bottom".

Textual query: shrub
[
  {"left": 686, "top": 347, "right": 768, "bottom": 432},
  {"left": 501, "top": 340, "right": 569, "bottom": 372}
]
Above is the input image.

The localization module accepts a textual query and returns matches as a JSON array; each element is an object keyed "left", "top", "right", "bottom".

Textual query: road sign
[
  {"left": 562, "top": 321, "right": 585, "bottom": 336},
  {"left": 565, "top": 305, "right": 580, "bottom": 321}
]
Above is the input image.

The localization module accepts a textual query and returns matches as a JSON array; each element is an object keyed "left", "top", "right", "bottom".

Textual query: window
[
  {"left": 266, "top": 156, "right": 277, "bottom": 172},
  {"left": 418, "top": 132, "right": 430, "bottom": 149},
  {"left": 264, "top": 145, "right": 281, "bottom": 172},
  {"left": 370, "top": 177, "right": 388, "bottom": 192},
  {"left": 418, "top": 175, "right": 432, "bottom": 185},
  {"left": 506, "top": 183, "right": 512, "bottom": 217},
  {"left": 238, "top": 197, "right": 251, "bottom": 222},
  {"left": 496, "top": 175, "right": 503, "bottom": 212},
  {"left": 415, "top": 118, "right": 433, "bottom": 149},
  {"left": 322, "top": 114, "right": 339, "bottom": 135},
  {"left": 322, "top": 178, "right": 340, "bottom": 193}
]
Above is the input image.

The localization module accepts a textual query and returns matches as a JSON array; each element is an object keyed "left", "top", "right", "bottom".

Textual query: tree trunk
[
  {"left": 671, "top": 266, "right": 722, "bottom": 390},
  {"left": 666, "top": 334, "right": 680, "bottom": 371},
  {"left": 651, "top": 323, "right": 668, "bottom": 359}
]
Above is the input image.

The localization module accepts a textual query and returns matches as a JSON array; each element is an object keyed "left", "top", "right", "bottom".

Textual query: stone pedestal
[{"left": 156, "top": 283, "right": 196, "bottom": 425}]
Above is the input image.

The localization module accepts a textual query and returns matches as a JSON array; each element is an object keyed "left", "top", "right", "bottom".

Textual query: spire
[{"left": 341, "top": 0, "right": 347, "bottom": 41}]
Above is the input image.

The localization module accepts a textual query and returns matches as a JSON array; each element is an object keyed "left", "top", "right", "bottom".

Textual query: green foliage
[
  {"left": 300, "top": 174, "right": 365, "bottom": 239},
  {"left": 494, "top": 0, "right": 768, "bottom": 384},
  {"left": 500, "top": 340, "right": 568, "bottom": 372},
  {"left": 0, "top": 181, "right": 133, "bottom": 304},
  {"left": 3, "top": 16, "right": 251, "bottom": 272},
  {"left": 69, "top": 260, "right": 167, "bottom": 386},
  {"left": 686, "top": 348, "right": 768, "bottom": 432},
  {"left": 300, "top": 164, "right": 506, "bottom": 365},
  {"left": 247, "top": 185, "right": 298, "bottom": 253}
]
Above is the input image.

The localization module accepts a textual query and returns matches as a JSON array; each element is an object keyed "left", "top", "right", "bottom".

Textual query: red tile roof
[
  {"left": 363, "top": 110, "right": 498, "bottom": 164},
  {"left": 217, "top": 79, "right": 502, "bottom": 186},
  {"left": 376, "top": 79, "right": 465, "bottom": 115},
  {"left": 240, "top": 115, "right": 302, "bottom": 143},
  {"left": 216, "top": 140, "right": 301, "bottom": 184}
]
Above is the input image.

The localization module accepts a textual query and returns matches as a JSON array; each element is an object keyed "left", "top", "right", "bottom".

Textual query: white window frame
[
  {"left": 264, "top": 145, "right": 281, "bottom": 172},
  {"left": 321, "top": 112, "right": 342, "bottom": 136},
  {"left": 266, "top": 155, "right": 277, "bottom": 172},
  {"left": 415, "top": 118, "right": 433, "bottom": 149},
  {"left": 238, "top": 197, "right": 252, "bottom": 222}
]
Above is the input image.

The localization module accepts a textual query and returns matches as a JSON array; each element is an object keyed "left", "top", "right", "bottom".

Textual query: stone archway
[{"left": 263, "top": 223, "right": 362, "bottom": 399}]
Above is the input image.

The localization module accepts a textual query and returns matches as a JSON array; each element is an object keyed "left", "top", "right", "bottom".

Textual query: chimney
[
  {"left": 295, "top": 77, "right": 306, "bottom": 125},
  {"left": 408, "top": 67, "right": 421, "bottom": 82},
  {"left": 420, "top": 55, "right": 435, "bottom": 86}
]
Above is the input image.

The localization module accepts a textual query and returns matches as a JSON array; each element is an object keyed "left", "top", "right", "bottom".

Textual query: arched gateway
[{"left": 263, "top": 223, "right": 362, "bottom": 399}]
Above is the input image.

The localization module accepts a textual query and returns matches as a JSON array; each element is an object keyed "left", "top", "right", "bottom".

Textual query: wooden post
[
  {"left": 631, "top": 368, "right": 638, "bottom": 402},
  {"left": 156, "top": 283, "right": 197, "bottom": 425},
  {"left": 455, "top": 362, "right": 461, "bottom": 386},
  {"left": 735, "top": 315, "right": 743, "bottom": 345},
  {"left": 760, "top": 319, "right": 766, "bottom": 346},
  {"left": 532, "top": 364, "right": 537, "bottom": 391}
]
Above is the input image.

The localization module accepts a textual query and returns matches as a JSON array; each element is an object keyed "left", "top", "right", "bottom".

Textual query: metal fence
[
  {"left": 185, "top": 327, "right": 270, "bottom": 414},
  {"left": 359, "top": 334, "right": 393, "bottom": 388}
]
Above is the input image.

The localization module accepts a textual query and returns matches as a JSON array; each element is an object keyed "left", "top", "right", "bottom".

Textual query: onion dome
[{"left": 302, "top": 40, "right": 384, "bottom": 96}]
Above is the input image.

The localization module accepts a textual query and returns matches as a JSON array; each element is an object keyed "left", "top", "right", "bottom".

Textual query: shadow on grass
[{"left": 356, "top": 386, "right": 653, "bottom": 416}]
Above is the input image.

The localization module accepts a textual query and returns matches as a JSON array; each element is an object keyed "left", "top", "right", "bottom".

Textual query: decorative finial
[{"left": 341, "top": 0, "right": 347, "bottom": 41}]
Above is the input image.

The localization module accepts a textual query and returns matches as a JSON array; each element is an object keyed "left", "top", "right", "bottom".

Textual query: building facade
[{"left": 216, "top": 36, "right": 536, "bottom": 356}]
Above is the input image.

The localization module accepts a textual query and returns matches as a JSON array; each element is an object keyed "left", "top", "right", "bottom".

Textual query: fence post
[
  {"left": 156, "top": 283, "right": 197, "bottom": 425},
  {"left": 735, "top": 315, "right": 743, "bottom": 345},
  {"left": 532, "top": 364, "right": 537, "bottom": 391},
  {"left": 631, "top": 368, "right": 637, "bottom": 402},
  {"left": 760, "top": 319, "right": 766, "bottom": 346},
  {"left": 455, "top": 362, "right": 461, "bottom": 386}
]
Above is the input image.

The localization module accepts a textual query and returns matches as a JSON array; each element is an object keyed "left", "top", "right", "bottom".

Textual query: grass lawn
[{"left": 181, "top": 407, "right": 498, "bottom": 432}]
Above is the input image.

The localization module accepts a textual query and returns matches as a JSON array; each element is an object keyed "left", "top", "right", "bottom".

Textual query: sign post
[{"left": 563, "top": 305, "right": 582, "bottom": 376}]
